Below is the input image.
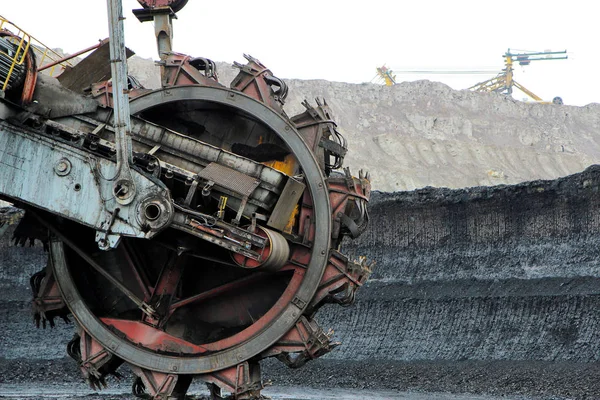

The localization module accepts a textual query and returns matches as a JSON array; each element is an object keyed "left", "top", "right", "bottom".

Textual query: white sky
[{"left": 2, "top": 1, "right": 599, "bottom": 105}]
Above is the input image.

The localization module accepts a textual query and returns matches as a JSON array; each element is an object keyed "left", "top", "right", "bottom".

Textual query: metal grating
[{"left": 198, "top": 162, "right": 260, "bottom": 197}]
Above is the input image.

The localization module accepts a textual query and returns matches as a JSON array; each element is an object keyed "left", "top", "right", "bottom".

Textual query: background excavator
[{"left": 376, "top": 48, "right": 567, "bottom": 104}]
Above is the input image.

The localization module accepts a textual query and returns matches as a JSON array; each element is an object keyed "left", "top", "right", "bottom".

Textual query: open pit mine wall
[
  {"left": 324, "top": 164, "right": 600, "bottom": 363},
  {"left": 3, "top": 166, "right": 600, "bottom": 363}
]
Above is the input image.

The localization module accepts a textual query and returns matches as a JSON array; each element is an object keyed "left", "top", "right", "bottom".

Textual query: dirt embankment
[{"left": 128, "top": 57, "right": 600, "bottom": 192}]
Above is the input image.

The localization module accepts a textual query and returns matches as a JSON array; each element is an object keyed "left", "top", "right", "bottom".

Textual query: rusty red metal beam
[
  {"left": 37, "top": 39, "right": 109, "bottom": 72},
  {"left": 101, "top": 318, "right": 209, "bottom": 354},
  {"left": 168, "top": 272, "right": 268, "bottom": 313}
]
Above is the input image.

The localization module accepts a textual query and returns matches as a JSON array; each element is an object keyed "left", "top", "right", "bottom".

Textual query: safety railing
[{"left": 0, "top": 15, "right": 73, "bottom": 92}]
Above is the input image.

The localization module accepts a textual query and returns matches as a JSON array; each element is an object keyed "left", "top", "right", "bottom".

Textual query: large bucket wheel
[{"left": 50, "top": 86, "right": 334, "bottom": 399}]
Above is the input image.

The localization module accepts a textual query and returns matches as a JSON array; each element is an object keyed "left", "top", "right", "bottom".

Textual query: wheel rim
[{"left": 52, "top": 85, "right": 332, "bottom": 374}]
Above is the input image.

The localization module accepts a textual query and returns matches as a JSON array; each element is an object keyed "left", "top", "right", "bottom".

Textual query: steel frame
[{"left": 51, "top": 84, "right": 332, "bottom": 374}]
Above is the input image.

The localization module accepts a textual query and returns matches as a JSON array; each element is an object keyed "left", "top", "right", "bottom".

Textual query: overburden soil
[{"left": 127, "top": 58, "right": 600, "bottom": 192}]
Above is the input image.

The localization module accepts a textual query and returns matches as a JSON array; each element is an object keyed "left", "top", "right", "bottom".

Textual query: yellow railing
[{"left": 0, "top": 15, "right": 73, "bottom": 91}]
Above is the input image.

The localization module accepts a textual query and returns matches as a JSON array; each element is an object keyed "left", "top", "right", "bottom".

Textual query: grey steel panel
[
  {"left": 267, "top": 177, "right": 305, "bottom": 231},
  {"left": 198, "top": 162, "right": 260, "bottom": 197},
  {"left": 56, "top": 41, "right": 134, "bottom": 93},
  {"left": 0, "top": 121, "right": 171, "bottom": 244}
]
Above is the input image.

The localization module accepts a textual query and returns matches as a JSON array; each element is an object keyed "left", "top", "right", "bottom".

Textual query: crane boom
[
  {"left": 376, "top": 48, "right": 567, "bottom": 103},
  {"left": 469, "top": 48, "right": 567, "bottom": 102}
]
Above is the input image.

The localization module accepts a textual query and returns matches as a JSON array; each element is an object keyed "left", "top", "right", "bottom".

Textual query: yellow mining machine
[
  {"left": 375, "top": 66, "right": 497, "bottom": 86},
  {"left": 375, "top": 65, "right": 396, "bottom": 86},
  {"left": 469, "top": 49, "right": 567, "bottom": 104},
  {"left": 376, "top": 48, "right": 567, "bottom": 104}
]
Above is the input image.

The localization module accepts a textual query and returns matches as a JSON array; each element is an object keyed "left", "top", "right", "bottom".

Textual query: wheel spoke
[
  {"left": 145, "top": 251, "right": 186, "bottom": 327},
  {"left": 168, "top": 272, "right": 267, "bottom": 314},
  {"left": 34, "top": 212, "right": 157, "bottom": 319},
  {"left": 122, "top": 240, "right": 152, "bottom": 300}
]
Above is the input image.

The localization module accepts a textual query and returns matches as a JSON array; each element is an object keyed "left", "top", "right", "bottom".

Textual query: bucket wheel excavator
[{"left": 0, "top": 1, "right": 372, "bottom": 398}]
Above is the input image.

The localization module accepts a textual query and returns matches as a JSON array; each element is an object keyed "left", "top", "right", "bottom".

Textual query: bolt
[
  {"left": 55, "top": 159, "right": 71, "bottom": 176},
  {"left": 114, "top": 182, "right": 130, "bottom": 198},
  {"left": 56, "top": 161, "right": 68, "bottom": 172}
]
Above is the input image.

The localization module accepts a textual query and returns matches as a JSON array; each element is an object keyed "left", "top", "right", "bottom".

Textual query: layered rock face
[{"left": 321, "top": 165, "right": 600, "bottom": 362}]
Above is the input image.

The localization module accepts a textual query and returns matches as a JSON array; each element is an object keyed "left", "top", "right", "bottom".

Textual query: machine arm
[{"left": 512, "top": 80, "right": 543, "bottom": 102}]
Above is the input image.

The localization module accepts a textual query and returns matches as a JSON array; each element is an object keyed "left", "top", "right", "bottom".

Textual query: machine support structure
[
  {"left": 469, "top": 49, "right": 567, "bottom": 104},
  {"left": 106, "top": 0, "right": 136, "bottom": 204}
]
